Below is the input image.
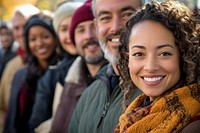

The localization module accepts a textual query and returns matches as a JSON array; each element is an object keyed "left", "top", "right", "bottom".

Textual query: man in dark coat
[
  {"left": 0, "top": 22, "right": 16, "bottom": 80},
  {"left": 68, "top": 0, "right": 143, "bottom": 133}
]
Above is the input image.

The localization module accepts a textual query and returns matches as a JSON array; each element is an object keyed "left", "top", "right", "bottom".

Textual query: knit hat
[
  {"left": 53, "top": 2, "right": 83, "bottom": 32},
  {"left": 24, "top": 14, "right": 56, "bottom": 54},
  {"left": 69, "top": 0, "right": 94, "bottom": 45},
  {"left": 13, "top": 4, "right": 40, "bottom": 19}
]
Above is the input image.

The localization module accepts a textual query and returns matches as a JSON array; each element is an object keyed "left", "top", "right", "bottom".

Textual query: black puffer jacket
[{"left": 28, "top": 56, "right": 76, "bottom": 132}]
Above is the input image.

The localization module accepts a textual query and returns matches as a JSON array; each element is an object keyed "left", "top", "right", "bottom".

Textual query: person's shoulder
[
  {"left": 12, "top": 66, "right": 27, "bottom": 83},
  {"left": 39, "top": 58, "right": 76, "bottom": 84},
  {"left": 181, "top": 120, "right": 200, "bottom": 133},
  {"left": 45, "top": 58, "right": 76, "bottom": 78},
  {"left": 76, "top": 79, "right": 108, "bottom": 107},
  {"left": 0, "top": 48, "right": 3, "bottom": 55},
  {"left": 82, "top": 78, "right": 108, "bottom": 98},
  {"left": 6, "top": 56, "right": 21, "bottom": 65},
  {"left": 3, "top": 56, "right": 24, "bottom": 76},
  {"left": 48, "top": 57, "right": 76, "bottom": 71},
  {"left": 96, "top": 63, "right": 109, "bottom": 77},
  {"left": 14, "top": 66, "right": 27, "bottom": 76}
]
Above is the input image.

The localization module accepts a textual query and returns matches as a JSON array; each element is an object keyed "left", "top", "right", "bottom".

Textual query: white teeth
[
  {"left": 144, "top": 77, "right": 162, "bottom": 82},
  {"left": 111, "top": 38, "right": 119, "bottom": 42},
  {"left": 38, "top": 48, "right": 47, "bottom": 53}
]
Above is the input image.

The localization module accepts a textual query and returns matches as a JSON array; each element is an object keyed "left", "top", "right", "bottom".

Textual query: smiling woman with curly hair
[{"left": 115, "top": 1, "right": 200, "bottom": 133}]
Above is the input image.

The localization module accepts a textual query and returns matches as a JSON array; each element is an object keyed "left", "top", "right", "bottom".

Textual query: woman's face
[
  {"left": 128, "top": 20, "right": 180, "bottom": 101},
  {"left": 29, "top": 25, "right": 56, "bottom": 64},
  {"left": 58, "top": 17, "right": 78, "bottom": 55}
]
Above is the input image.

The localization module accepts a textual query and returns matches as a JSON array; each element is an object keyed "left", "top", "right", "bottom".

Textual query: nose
[
  {"left": 19, "top": 27, "right": 24, "bottom": 36},
  {"left": 36, "top": 38, "right": 43, "bottom": 46},
  {"left": 144, "top": 56, "right": 159, "bottom": 72},
  {"left": 110, "top": 16, "right": 123, "bottom": 34},
  {"left": 85, "top": 27, "right": 96, "bottom": 40},
  {"left": 66, "top": 32, "right": 71, "bottom": 44}
]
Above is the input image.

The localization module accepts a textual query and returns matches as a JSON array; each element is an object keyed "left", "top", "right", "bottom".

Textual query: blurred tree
[
  {"left": 0, "top": 0, "right": 37, "bottom": 20},
  {"left": 35, "top": 0, "right": 54, "bottom": 11},
  {"left": 35, "top": 0, "right": 71, "bottom": 12},
  {"left": 0, "top": 0, "right": 87, "bottom": 20},
  {"left": 0, "top": 4, "right": 7, "bottom": 20}
]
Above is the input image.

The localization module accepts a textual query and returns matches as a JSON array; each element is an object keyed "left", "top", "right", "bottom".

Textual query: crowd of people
[{"left": 0, "top": 0, "right": 199, "bottom": 133}]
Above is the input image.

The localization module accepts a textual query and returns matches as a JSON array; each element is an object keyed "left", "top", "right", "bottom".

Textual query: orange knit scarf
[{"left": 114, "top": 84, "right": 200, "bottom": 133}]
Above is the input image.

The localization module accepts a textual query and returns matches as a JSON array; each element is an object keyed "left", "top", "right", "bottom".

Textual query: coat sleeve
[
  {"left": 3, "top": 68, "right": 25, "bottom": 133},
  {"left": 68, "top": 88, "right": 89, "bottom": 133},
  {"left": 29, "top": 58, "right": 74, "bottom": 133},
  {"left": 28, "top": 70, "right": 56, "bottom": 133}
]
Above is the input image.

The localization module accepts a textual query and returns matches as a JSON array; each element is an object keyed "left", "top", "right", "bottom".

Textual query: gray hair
[
  {"left": 91, "top": 0, "right": 96, "bottom": 17},
  {"left": 91, "top": 0, "right": 146, "bottom": 17}
]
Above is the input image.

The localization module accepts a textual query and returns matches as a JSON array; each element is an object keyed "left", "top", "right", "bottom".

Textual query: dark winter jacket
[
  {"left": 3, "top": 68, "right": 25, "bottom": 133},
  {"left": 50, "top": 56, "right": 107, "bottom": 133},
  {"left": 0, "top": 47, "right": 16, "bottom": 79},
  {"left": 28, "top": 56, "right": 76, "bottom": 132},
  {"left": 68, "top": 64, "right": 142, "bottom": 133}
]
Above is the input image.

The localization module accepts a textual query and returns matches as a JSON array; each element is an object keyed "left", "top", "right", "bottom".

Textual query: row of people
[
  {"left": 0, "top": 4, "right": 40, "bottom": 133},
  {"left": 1, "top": 0, "right": 107, "bottom": 132},
  {"left": 0, "top": 0, "right": 199, "bottom": 133},
  {"left": 29, "top": 1, "right": 107, "bottom": 132}
]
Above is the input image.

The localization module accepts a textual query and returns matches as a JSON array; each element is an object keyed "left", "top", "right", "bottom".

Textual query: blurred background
[
  {"left": 0, "top": 0, "right": 86, "bottom": 21},
  {"left": 0, "top": 0, "right": 199, "bottom": 21}
]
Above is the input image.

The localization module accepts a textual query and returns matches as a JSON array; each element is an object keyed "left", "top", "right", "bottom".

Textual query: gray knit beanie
[{"left": 53, "top": 2, "right": 83, "bottom": 32}]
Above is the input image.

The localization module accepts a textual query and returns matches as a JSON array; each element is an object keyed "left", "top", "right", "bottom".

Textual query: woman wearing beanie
[
  {"left": 28, "top": 2, "right": 83, "bottom": 133},
  {"left": 3, "top": 13, "right": 58, "bottom": 133},
  {"left": 53, "top": 1, "right": 83, "bottom": 60}
]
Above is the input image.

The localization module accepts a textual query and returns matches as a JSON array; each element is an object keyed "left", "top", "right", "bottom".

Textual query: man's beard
[
  {"left": 99, "top": 39, "right": 120, "bottom": 65},
  {"left": 83, "top": 39, "right": 104, "bottom": 64},
  {"left": 84, "top": 51, "right": 104, "bottom": 64}
]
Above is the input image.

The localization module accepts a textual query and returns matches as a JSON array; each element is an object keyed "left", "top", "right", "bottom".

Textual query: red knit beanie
[{"left": 69, "top": 0, "right": 94, "bottom": 45}]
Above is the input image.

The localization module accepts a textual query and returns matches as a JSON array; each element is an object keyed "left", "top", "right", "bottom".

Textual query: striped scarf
[{"left": 114, "top": 84, "right": 200, "bottom": 133}]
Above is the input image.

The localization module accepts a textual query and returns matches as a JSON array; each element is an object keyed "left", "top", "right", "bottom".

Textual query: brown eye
[
  {"left": 98, "top": 13, "right": 112, "bottom": 23},
  {"left": 159, "top": 52, "right": 172, "bottom": 56},
  {"left": 132, "top": 52, "right": 143, "bottom": 57}
]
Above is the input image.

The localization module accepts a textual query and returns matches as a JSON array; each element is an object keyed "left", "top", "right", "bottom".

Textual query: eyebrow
[
  {"left": 131, "top": 45, "right": 145, "bottom": 49},
  {"left": 97, "top": 11, "right": 110, "bottom": 18},
  {"left": 97, "top": 6, "right": 136, "bottom": 17},
  {"left": 121, "top": 6, "right": 137, "bottom": 12},
  {"left": 76, "top": 25, "right": 84, "bottom": 29},
  {"left": 131, "top": 44, "right": 174, "bottom": 49},
  {"left": 157, "top": 44, "right": 174, "bottom": 49}
]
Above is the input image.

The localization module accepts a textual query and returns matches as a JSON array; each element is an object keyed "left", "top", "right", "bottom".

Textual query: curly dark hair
[{"left": 117, "top": 1, "right": 200, "bottom": 109}]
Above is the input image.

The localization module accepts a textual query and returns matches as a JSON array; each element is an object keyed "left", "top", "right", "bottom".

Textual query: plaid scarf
[{"left": 114, "top": 84, "right": 200, "bottom": 133}]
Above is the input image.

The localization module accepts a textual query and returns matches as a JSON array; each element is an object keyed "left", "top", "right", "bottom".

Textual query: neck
[
  {"left": 86, "top": 60, "right": 105, "bottom": 77},
  {"left": 112, "top": 64, "right": 119, "bottom": 75},
  {"left": 38, "top": 59, "right": 48, "bottom": 70}
]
